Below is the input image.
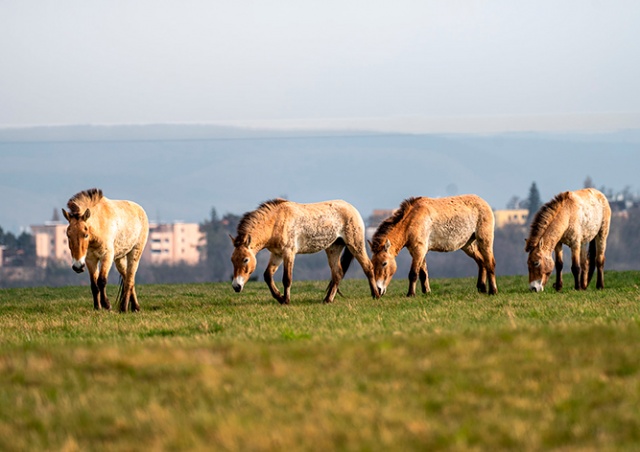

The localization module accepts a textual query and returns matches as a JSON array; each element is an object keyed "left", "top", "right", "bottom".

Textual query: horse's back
[
  {"left": 571, "top": 188, "right": 611, "bottom": 237},
  {"left": 413, "top": 195, "right": 493, "bottom": 251},
  {"left": 289, "top": 200, "right": 364, "bottom": 224},
  {"left": 105, "top": 198, "right": 149, "bottom": 252},
  {"left": 416, "top": 194, "right": 492, "bottom": 225},
  {"left": 280, "top": 200, "right": 365, "bottom": 253}
]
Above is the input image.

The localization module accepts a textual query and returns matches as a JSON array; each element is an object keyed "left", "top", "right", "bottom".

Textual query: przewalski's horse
[
  {"left": 525, "top": 188, "right": 611, "bottom": 292},
  {"left": 370, "top": 195, "right": 498, "bottom": 296},
  {"left": 230, "top": 198, "right": 380, "bottom": 304},
  {"left": 62, "top": 188, "right": 149, "bottom": 312}
]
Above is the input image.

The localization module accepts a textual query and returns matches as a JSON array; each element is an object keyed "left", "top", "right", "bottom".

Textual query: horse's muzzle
[
  {"left": 72, "top": 264, "right": 85, "bottom": 273},
  {"left": 529, "top": 281, "right": 544, "bottom": 292}
]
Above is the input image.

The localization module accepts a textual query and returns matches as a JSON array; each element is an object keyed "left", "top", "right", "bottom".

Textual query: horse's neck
[
  {"left": 245, "top": 222, "right": 273, "bottom": 252},
  {"left": 385, "top": 224, "right": 408, "bottom": 256},
  {"left": 539, "top": 211, "right": 569, "bottom": 250}
]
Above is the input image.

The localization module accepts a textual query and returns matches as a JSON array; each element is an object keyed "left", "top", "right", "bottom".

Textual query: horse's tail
[
  {"left": 116, "top": 275, "right": 125, "bottom": 310},
  {"left": 324, "top": 246, "right": 354, "bottom": 299},
  {"left": 340, "top": 246, "right": 354, "bottom": 276},
  {"left": 587, "top": 239, "right": 597, "bottom": 285}
]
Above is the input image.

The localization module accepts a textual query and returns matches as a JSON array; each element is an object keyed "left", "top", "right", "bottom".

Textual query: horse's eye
[
  {"left": 243, "top": 257, "right": 250, "bottom": 265},
  {"left": 533, "top": 261, "right": 541, "bottom": 267},
  {"left": 84, "top": 234, "right": 89, "bottom": 239},
  {"left": 382, "top": 261, "right": 388, "bottom": 267}
]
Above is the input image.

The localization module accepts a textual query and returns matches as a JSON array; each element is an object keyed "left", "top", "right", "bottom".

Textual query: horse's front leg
[
  {"left": 86, "top": 257, "right": 101, "bottom": 310},
  {"left": 348, "top": 242, "right": 380, "bottom": 299},
  {"left": 420, "top": 258, "right": 430, "bottom": 294},
  {"left": 553, "top": 243, "right": 564, "bottom": 291},
  {"left": 98, "top": 252, "right": 114, "bottom": 310},
  {"left": 263, "top": 254, "right": 286, "bottom": 304},
  {"left": 407, "top": 247, "right": 427, "bottom": 297}
]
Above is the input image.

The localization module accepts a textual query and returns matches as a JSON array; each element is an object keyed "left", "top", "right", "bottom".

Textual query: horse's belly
[
  {"left": 296, "top": 234, "right": 339, "bottom": 254},
  {"left": 429, "top": 223, "right": 475, "bottom": 252}
]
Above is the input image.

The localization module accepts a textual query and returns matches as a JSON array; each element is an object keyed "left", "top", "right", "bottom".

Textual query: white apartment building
[
  {"left": 31, "top": 221, "right": 205, "bottom": 267},
  {"left": 143, "top": 222, "right": 205, "bottom": 265},
  {"left": 30, "top": 222, "right": 71, "bottom": 267}
]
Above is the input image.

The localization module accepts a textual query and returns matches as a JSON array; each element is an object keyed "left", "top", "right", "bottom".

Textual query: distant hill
[
  {"left": 0, "top": 123, "right": 384, "bottom": 143},
  {"left": 1, "top": 123, "right": 639, "bottom": 235}
]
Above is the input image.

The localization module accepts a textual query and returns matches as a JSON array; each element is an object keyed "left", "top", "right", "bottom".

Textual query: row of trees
[
  {"left": 2, "top": 180, "right": 639, "bottom": 288},
  {"left": 0, "top": 227, "right": 35, "bottom": 267}
]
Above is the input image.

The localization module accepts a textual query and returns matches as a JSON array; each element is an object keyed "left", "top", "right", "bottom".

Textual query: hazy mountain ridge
[
  {"left": 0, "top": 123, "right": 388, "bottom": 143},
  {"left": 1, "top": 124, "right": 639, "bottom": 234}
]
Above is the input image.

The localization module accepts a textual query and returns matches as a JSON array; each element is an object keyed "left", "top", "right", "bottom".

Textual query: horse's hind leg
[
  {"left": 471, "top": 239, "right": 498, "bottom": 295},
  {"left": 595, "top": 236, "right": 607, "bottom": 290},
  {"left": 462, "top": 242, "right": 487, "bottom": 293},
  {"left": 281, "top": 252, "right": 296, "bottom": 305},
  {"left": 125, "top": 252, "right": 144, "bottom": 312},
  {"left": 115, "top": 256, "right": 131, "bottom": 312},
  {"left": 580, "top": 242, "right": 590, "bottom": 290},
  {"left": 324, "top": 242, "right": 345, "bottom": 303}
]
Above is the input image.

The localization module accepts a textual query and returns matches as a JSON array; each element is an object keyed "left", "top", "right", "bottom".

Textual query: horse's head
[
  {"left": 62, "top": 207, "right": 92, "bottom": 273},
  {"left": 525, "top": 238, "right": 554, "bottom": 292},
  {"left": 370, "top": 239, "right": 397, "bottom": 296},
  {"left": 230, "top": 234, "right": 257, "bottom": 293}
]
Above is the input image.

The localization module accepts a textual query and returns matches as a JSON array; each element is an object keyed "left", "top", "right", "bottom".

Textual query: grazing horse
[
  {"left": 525, "top": 188, "right": 611, "bottom": 292},
  {"left": 370, "top": 195, "right": 498, "bottom": 296},
  {"left": 62, "top": 188, "right": 149, "bottom": 312},
  {"left": 230, "top": 198, "right": 380, "bottom": 304}
]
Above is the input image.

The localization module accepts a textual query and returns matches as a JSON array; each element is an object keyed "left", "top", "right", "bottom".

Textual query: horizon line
[{"left": 1, "top": 112, "right": 640, "bottom": 135}]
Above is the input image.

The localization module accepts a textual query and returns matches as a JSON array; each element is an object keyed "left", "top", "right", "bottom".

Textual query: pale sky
[{"left": 2, "top": 0, "right": 640, "bottom": 132}]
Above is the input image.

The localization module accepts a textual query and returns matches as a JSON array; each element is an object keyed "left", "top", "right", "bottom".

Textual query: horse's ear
[
  {"left": 384, "top": 239, "right": 391, "bottom": 251},
  {"left": 229, "top": 234, "right": 236, "bottom": 245},
  {"left": 82, "top": 209, "right": 91, "bottom": 221},
  {"left": 538, "top": 237, "right": 544, "bottom": 249},
  {"left": 367, "top": 239, "right": 373, "bottom": 250},
  {"left": 245, "top": 235, "right": 252, "bottom": 247},
  {"left": 62, "top": 209, "right": 71, "bottom": 222}
]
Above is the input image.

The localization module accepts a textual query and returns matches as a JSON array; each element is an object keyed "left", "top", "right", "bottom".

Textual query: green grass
[{"left": 1, "top": 272, "right": 640, "bottom": 450}]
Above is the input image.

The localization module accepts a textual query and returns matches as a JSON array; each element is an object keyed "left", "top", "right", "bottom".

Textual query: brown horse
[
  {"left": 370, "top": 195, "right": 498, "bottom": 296},
  {"left": 525, "top": 188, "right": 611, "bottom": 292},
  {"left": 230, "top": 198, "right": 380, "bottom": 304},
  {"left": 62, "top": 188, "right": 149, "bottom": 312}
]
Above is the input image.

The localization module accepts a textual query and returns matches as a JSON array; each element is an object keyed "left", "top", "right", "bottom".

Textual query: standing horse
[
  {"left": 230, "top": 198, "right": 380, "bottom": 304},
  {"left": 525, "top": 188, "right": 611, "bottom": 292},
  {"left": 370, "top": 195, "right": 498, "bottom": 296},
  {"left": 62, "top": 188, "right": 149, "bottom": 312}
]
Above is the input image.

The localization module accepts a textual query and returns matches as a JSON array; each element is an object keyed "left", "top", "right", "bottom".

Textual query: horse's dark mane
[
  {"left": 371, "top": 197, "right": 420, "bottom": 252},
  {"left": 525, "top": 191, "right": 571, "bottom": 251},
  {"left": 234, "top": 198, "right": 288, "bottom": 246},
  {"left": 67, "top": 188, "right": 104, "bottom": 215}
]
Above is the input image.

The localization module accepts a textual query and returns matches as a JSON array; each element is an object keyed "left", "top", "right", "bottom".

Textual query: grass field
[{"left": 1, "top": 272, "right": 640, "bottom": 451}]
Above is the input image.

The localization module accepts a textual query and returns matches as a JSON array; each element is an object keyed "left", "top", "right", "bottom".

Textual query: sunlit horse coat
[
  {"left": 62, "top": 188, "right": 149, "bottom": 311},
  {"left": 230, "top": 198, "right": 379, "bottom": 304},
  {"left": 525, "top": 188, "right": 611, "bottom": 292},
  {"left": 370, "top": 195, "right": 498, "bottom": 296}
]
